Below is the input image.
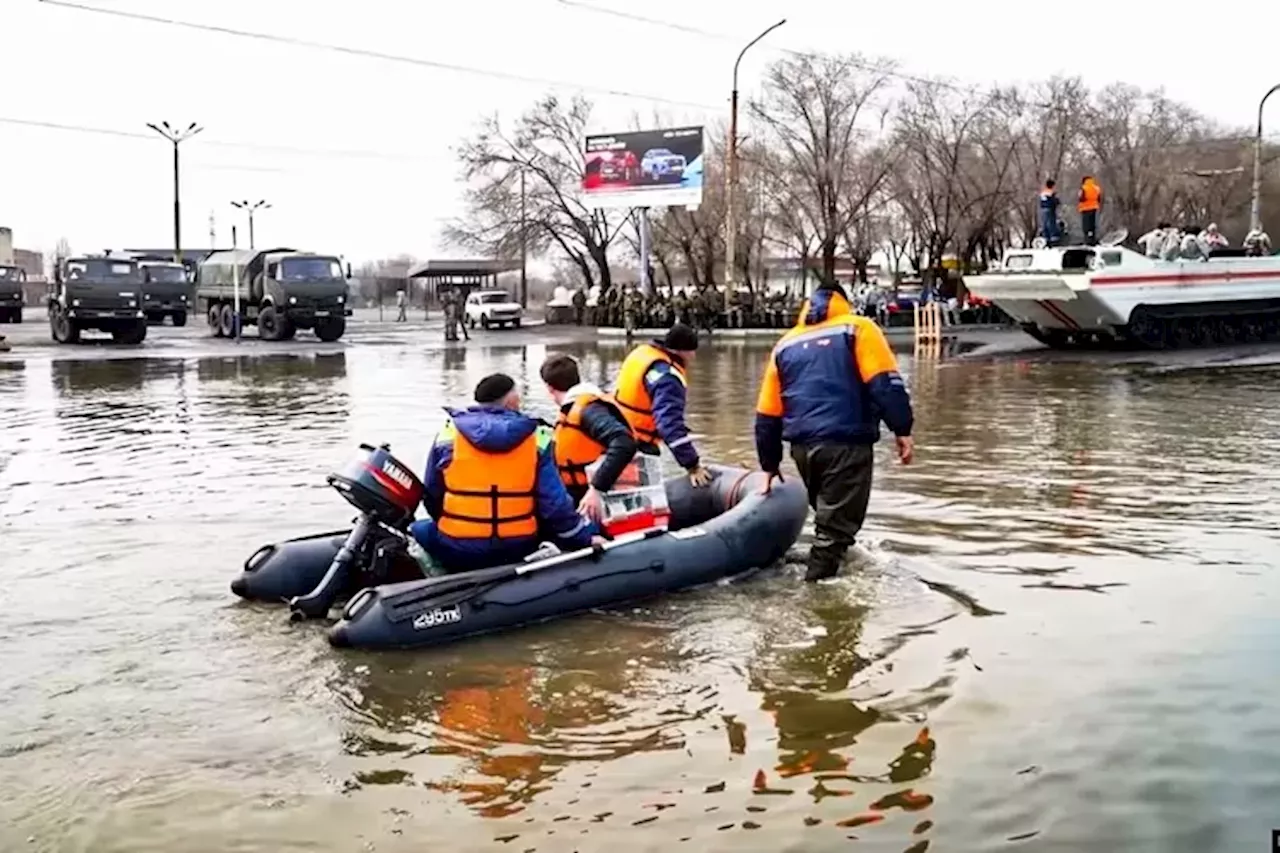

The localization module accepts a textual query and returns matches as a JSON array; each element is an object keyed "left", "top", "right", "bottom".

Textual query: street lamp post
[
  {"left": 146, "top": 121, "right": 203, "bottom": 265},
  {"left": 231, "top": 199, "right": 270, "bottom": 250},
  {"left": 725, "top": 19, "right": 786, "bottom": 293},
  {"left": 519, "top": 169, "right": 528, "bottom": 308},
  {"left": 1250, "top": 84, "right": 1280, "bottom": 233}
]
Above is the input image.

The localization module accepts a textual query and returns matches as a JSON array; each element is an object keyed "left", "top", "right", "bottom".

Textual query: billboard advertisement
[{"left": 581, "top": 125, "right": 704, "bottom": 210}]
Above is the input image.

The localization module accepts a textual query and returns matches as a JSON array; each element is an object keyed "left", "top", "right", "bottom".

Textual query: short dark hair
[
  {"left": 1045, "top": 178, "right": 1056, "bottom": 188},
  {"left": 540, "top": 354, "right": 581, "bottom": 392}
]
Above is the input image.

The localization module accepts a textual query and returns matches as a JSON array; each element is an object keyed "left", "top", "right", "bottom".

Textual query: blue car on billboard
[{"left": 640, "top": 148, "right": 687, "bottom": 184}]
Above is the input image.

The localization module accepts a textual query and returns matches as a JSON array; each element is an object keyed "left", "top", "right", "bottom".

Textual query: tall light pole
[
  {"left": 519, "top": 168, "right": 528, "bottom": 308},
  {"left": 146, "top": 121, "right": 203, "bottom": 265},
  {"left": 725, "top": 19, "right": 785, "bottom": 293},
  {"left": 231, "top": 200, "right": 270, "bottom": 250},
  {"left": 1250, "top": 84, "right": 1280, "bottom": 233}
]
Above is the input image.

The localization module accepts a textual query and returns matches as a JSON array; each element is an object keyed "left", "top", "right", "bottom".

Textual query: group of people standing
[
  {"left": 406, "top": 281, "right": 915, "bottom": 583},
  {"left": 579, "top": 283, "right": 805, "bottom": 332},
  {"left": 1038, "top": 175, "right": 1104, "bottom": 246}
]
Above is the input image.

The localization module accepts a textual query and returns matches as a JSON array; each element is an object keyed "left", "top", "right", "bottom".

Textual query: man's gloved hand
[
  {"left": 688, "top": 465, "right": 713, "bottom": 488},
  {"left": 760, "top": 470, "right": 784, "bottom": 495}
]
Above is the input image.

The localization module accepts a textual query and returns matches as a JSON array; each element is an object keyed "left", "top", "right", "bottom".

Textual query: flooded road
[{"left": 3, "top": 332, "right": 1280, "bottom": 852}]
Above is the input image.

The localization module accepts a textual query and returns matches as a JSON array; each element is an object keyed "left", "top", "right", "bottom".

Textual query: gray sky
[{"left": 2, "top": 0, "right": 1276, "bottom": 263}]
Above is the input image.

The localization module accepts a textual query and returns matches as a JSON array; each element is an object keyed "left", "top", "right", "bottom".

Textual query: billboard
[{"left": 581, "top": 125, "right": 704, "bottom": 210}]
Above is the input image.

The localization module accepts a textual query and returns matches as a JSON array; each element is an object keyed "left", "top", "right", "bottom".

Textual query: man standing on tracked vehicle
[
  {"left": 613, "top": 322, "right": 713, "bottom": 488},
  {"left": 754, "top": 284, "right": 915, "bottom": 582},
  {"left": 409, "top": 373, "right": 596, "bottom": 572},
  {"left": 541, "top": 353, "right": 639, "bottom": 522}
]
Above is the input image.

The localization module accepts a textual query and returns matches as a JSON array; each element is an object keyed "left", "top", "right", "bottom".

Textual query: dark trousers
[
  {"left": 792, "top": 442, "right": 874, "bottom": 581},
  {"left": 1081, "top": 209, "right": 1098, "bottom": 245}
]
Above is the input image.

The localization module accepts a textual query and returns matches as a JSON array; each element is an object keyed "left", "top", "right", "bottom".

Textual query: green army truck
[
  {"left": 197, "top": 247, "right": 352, "bottom": 341},
  {"left": 136, "top": 259, "right": 193, "bottom": 326},
  {"left": 0, "top": 265, "right": 25, "bottom": 323},
  {"left": 47, "top": 256, "right": 149, "bottom": 345}
]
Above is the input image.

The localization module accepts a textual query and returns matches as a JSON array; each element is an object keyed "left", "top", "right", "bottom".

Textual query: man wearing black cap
[
  {"left": 612, "top": 322, "right": 712, "bottom": 487},
  {"left": 755, "top": 284, "right": 914, "bottom": 581},
  {"left": 408, "top": 372, "right": 598, "bottom": 572}
]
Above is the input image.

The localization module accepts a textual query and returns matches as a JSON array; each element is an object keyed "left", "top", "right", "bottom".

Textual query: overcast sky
[{"left": 1, "top": 0, "right": 1276, "bottom": 263}]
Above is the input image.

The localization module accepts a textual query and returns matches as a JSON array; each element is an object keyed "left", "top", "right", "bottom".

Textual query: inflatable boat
[{"left": 230, "top": 443, "right": 809, "bottom": 650}]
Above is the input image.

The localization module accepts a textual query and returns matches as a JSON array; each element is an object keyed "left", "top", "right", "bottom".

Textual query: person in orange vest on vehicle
[
  {"left": 409, "top": 372, "right": 598, "bottom": 572},
  {"left": 755, "top": 284, "right": 914, "bottom": 582},
  {"left": 540, "top": 353, "right": 638, "bottom": 522},
  {"left": 1078, "top": 175, "right": 1103, "bottom": 246},
  {"left": 613, "top": 322, "right": 713, "bottom": 488}
]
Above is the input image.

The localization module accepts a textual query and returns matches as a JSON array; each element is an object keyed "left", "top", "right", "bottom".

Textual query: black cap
[
  {"left": 474, "top": 372, "right": 516, "bottom": 404},
  {"left": 662, "top": 322, "right": 699, "bottom": 352}
]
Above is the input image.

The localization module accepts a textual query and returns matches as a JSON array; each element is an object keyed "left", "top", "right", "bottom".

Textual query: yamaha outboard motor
[{"left": 288, "top": 443, "right": 424, "bottom": 620}]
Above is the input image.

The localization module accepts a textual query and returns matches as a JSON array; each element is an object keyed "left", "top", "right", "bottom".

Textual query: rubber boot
[{"left": 803, "top": 546, "right": 843, "bottom": 582}]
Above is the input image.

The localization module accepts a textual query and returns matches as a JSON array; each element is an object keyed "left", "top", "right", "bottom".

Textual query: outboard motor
[{"left": 288, "top": 443, "right": 424, "bottom": 620}]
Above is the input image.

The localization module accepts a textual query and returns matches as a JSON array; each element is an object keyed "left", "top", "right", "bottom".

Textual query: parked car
[
  {"left": 465, "top": 290, "right": 522, "bottom": 329},
  {"left": 640, "top": 148, "right": 687, "bottom": 183}
]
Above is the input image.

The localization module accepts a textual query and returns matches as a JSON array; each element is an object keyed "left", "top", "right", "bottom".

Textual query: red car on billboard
[{"left": 583, "top": 149, "right": 639, "bottom": 190}]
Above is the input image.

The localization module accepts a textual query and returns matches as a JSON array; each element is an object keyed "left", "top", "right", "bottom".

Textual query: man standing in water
[{"left": 754, "top": 284, "right": 914, "bottom": 582}]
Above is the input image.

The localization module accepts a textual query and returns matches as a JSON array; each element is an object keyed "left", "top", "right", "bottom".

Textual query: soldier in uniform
[
  {"left": 726, "top": 287, "right": 742, "bottom": 328},
  {"left": 741, "top": 287, "right": 757, "bottom": 328},
  {"left": 572, "top": 286, "right": 586, "bottom": 325},
  {"left": 622, "top": 284, "right": 638, "bottom": 337},
  {"left": 442, "top": 287, "right": 469, "bottom": 342},
  {"left": 672, "top": 287, "right": 690, "bottom": 326}
]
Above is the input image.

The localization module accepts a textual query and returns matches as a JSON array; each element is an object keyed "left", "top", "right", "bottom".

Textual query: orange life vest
[
  {"left": 613, "top": 343, "right": 686, "bottom": 446},
  {"left": 438, "top": 427, "right": 539, "bottom": 540},
  {"left": 1078, "top": 180, "right": 1101, "bottom": 212},
  {"left": 553, "top": 391, "right": 628, "bottom": 489}
]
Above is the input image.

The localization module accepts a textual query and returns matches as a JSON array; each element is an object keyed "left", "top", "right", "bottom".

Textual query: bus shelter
[{"left": 406, "top": 259, "right": 522, "bottom": 310}]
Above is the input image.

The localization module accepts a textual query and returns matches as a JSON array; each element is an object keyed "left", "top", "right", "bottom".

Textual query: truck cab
[
  {"left": 48, "top": 256, "right": 148, "bottom": 345},
  {"left": 0, "top": 265, "right": 26, "bottom": 324},
  {"left": 137, "top": 261, "right": 193, "bottom": 326},
  {"left": 197, "top": 248, "right": 353, "bottom": 341}
]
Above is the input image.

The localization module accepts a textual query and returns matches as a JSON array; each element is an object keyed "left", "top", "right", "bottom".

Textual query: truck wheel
[
  {"left": 280, "top": 318, "right": 297, "bottom": 340},
  {"left": 314, "top": 316, "right": 346, "bottom": 342},
  {"left": 209, "top": 304, "right": 224, "bottom": 337},
  {"left": 257, "top": 305, "right": 280, "bottom": 340},
  {"left": 111, "top": 321, "right": 148, "bottom": 345},
  {"left": 172, "top": 311, "right": 187, "bottom": 328},
  {"left": 219, "top": 304, "right": 235, "bottom": 338},
  {"left": 50, "top": 306, "right": 80, "bottom": 344}
]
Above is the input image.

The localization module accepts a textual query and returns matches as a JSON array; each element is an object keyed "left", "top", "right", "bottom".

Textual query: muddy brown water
[{"left": 3, "top": 332, "right": 1280, "bottom": 852}]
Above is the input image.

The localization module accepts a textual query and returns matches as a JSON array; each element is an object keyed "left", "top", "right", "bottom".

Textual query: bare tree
[
  {"left": 749, "top": 53, "right": 898, "bottom": 285},
  {"left": 448, "top": 95, "right": 628, "bottom": 293}
]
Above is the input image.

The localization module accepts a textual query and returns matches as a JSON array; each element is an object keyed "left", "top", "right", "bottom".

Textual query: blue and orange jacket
[
  {"left": 754, "top": 287, "right": 913, "bottom": 473},
  {"left": 612, "top": 342, "right": 700, "bottom": 470},
  {"left": 420, "top": 406, "right": 592, "bottom": 565}
]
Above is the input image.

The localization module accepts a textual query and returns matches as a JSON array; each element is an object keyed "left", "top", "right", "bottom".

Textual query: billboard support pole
[
  {"left": 638, "top": 207, "right": 651, "bottom": 296},
  {"left": 726, "top": 19, "right": 786, "bottom": 293}
]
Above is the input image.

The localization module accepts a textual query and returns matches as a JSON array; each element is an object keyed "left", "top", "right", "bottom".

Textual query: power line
[
  {"left": 36, "top": 0, "right": 722, "bottom": 111},
  {"left": 0, "top": 116, "right": 451, "bottom": 162},
  {"left": 553, "top": 0, "right": 989, "bottom": 96}
]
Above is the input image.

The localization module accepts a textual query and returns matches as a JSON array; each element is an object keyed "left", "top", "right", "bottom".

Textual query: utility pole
[
  {"left": 725, "top": 19, "right": 785, "bottom": 293},
  {"left": 146, "top": 121, "right": 203, "bottom": 265},
  {"left": 519, "top": 168, "right": 528, "bottom": 308},
  {"left": 231, "top": 200, "right": 270, "bottom": 250},
  {"left": 1250, "top": 84, "right": 1280, "bottom": 233}
]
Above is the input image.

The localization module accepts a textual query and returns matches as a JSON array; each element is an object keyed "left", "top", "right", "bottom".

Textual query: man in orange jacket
[
  {"left": 755, "top": 284, "right": 914, "bottom": 581},
  {"left": 409, "top": 373, "right": 597, "bottom": 572},
  {"left": 1078, "top": 175, "right": 1103, "bottom": 246}
]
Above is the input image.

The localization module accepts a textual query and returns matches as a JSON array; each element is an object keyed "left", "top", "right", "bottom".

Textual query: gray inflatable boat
[{"left": 231, "top": 444, "right": 808, "bottom": 651}]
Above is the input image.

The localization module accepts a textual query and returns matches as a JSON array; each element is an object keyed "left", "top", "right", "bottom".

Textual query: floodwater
[{"left": 3, "top": 333, "right": 1280, "bottom": 853}]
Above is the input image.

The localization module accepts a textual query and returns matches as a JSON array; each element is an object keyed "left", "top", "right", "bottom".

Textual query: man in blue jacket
[
  {"left": 409, "top": 373, "right": 597, "bottom": 573},
  {"left": 755, "top": 285, "right": 914, "bottom": 581}
]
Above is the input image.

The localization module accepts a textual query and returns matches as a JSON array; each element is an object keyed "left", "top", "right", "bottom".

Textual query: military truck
[
  {"left": 47, "top": 255, "right": 149, "bottom": 344},
  {"left": 0, "top": 265, "right": 25, "bottom": 323},
  {"left": 136, "top": 259, "right": 193, "bottom": 326},
  {"left": 197, "top": 247, "right": 352, "bottom": 341}
]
